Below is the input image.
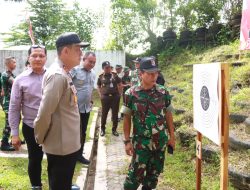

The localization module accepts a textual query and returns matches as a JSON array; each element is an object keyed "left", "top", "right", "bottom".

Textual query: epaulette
[
  {"left": 111, "top": 71, "right": 118, "bottom": 76},
  {"left": 98, "top": 72, "right": 104, "bottom": 77}
]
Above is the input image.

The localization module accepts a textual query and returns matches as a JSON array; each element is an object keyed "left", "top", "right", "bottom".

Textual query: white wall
[{"left": 0, "top": 50, "right": 125, "bottom": 78}]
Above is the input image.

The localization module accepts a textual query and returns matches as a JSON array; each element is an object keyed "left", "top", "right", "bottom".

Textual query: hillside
[{"left": 158, "top": 40, "right": 250, "bottom": 189}]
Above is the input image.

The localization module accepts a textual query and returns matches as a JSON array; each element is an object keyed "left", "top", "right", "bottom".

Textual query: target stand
[{"left": 193, "top": 63, "right": 229, "bottom": 190}]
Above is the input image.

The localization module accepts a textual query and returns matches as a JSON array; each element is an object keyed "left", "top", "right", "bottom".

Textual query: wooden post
[
  {"left": 220, "top": 63, "right": 229, "bottom": 190},
  {"left": 196, "top": 132, "right": 202, "bottom": 190}
]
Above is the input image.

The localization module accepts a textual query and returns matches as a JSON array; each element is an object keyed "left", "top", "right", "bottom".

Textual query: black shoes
[
  {"left": 77, "top": 156, "right": 90, "bottom": 165},
  {"left": 112, "top": 131, "right": 119, "bottom": 136},
  {"left": 31, "top": 186, "right": 42, "bottom": 190},
  {"left": 141, "top": 186, "right": 152, "bottom": 190},
  {"left": 0, "top": 144, "right": 15, "bottom": 151},
  {"left": 100, "top": 130, "right": 105, "bottom": 137},
  {"left": 100, "top": 129, "right": 119, "bottom": 136},
  {"left": 71, "top": 184, "right": 80, "bottom": 190}
]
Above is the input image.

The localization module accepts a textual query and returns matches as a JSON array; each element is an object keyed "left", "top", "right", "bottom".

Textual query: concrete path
[
  {"left": 94, "top": 114, "right": 175, "bottom": 190},
  {"left": 95, "top": 120, "right": 130, "bottom": 190}
]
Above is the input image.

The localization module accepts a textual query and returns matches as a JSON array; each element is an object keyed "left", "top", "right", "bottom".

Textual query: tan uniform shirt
[{"left": 34, "top": 58, "right": 80, "bottom": 155}]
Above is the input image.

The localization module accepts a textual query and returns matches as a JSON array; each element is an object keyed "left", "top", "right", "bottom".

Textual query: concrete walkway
[
  {"left": 94, "top": 120, "right": 130, "bottom": 190},
  {"left": 94, "top": 114, "right": 175, "bottom": 190}
]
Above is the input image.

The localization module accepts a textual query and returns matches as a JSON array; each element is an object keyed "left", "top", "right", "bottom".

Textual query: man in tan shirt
[{"left": 34, "top": 32, "right": 89, "bottom": 190}]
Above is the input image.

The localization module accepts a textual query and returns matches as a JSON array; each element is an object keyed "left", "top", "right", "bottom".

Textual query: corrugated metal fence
[{"left": 0, "top": 50, "right": 125, "bottom": 77}]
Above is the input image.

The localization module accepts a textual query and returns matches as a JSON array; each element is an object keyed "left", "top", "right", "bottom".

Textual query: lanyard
[{"left": 62, "top": 69, "right": 78, "bottom": 105}]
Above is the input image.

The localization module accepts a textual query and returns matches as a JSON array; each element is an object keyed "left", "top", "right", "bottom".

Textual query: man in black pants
[
  {"left": 10, "top": 45, "right": 47, "bottom": 189},
  {"left": 71, "top": 51, "right": 96, "bottom": 165},
  {"left": 34, "top": 32, "right": 89, "bottom": 190},
  {"left": 97, "top": 61, "right": 122, "bottom": 137}
]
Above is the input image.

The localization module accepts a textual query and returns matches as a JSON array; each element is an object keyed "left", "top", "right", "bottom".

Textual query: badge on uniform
[{"left": 110, "top": 78, "right": 114, "bottom": 88}]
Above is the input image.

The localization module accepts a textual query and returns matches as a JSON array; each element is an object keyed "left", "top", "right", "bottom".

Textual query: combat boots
[
  {"left": 0, "top": 142, "right": 15, "bottom": 151},
  {"left": 141, "top": 186, "right": 152, "bottom": 190},
  {"left": 31, "top": 186, "right": 42, "bottom": 190}
]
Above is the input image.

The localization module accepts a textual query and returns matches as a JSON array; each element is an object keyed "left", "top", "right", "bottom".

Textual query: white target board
[{"left": 193, "top": 63, "right": 221, "bottom": 145}]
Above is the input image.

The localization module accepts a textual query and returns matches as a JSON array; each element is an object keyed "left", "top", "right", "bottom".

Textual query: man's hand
[
  {"left": 11, "top": 136, "right": 21, "bottom": 151},
  {"left": 125, "top": 142, "right": 134, "bottom": 156},
  {"left": 168, "top": 136, "right": 175, "bottom": 150}
]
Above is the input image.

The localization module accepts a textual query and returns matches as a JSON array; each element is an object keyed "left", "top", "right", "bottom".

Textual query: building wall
[{"left": 0, "top": 50, "right": 125, "bottom": 78}]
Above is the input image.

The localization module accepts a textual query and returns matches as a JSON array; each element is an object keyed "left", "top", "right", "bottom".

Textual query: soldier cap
[
  {"left": 115, "top": 64, "right": 123, "bottom": 69},
  {"left": 132, "top": 57, "right": 141, "bottom": 64},
  {"left": 102, "top": 61, "right": 111, "bottom": 69},
  {"left": 139, "top": 57, "right": 159, "bottom": 73},
  {"left": 123, "top": 66, "right": 130, "bottom": 73}
]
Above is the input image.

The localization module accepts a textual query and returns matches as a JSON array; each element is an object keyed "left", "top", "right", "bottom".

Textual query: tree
[
  {"left": 158, "top": 0, "right": 177, "bottom": 30},
  {"left": 3, "top": 0, "right": 98, "bottom": 49},
  {"left": 176, "top": 0, "right": 196, "bottom": 30},
  {"left": 106, "top": 0, "right": 161, "bottom": 53},
  {"left": 62, "top": 1, "right": 99, "bottom": 47},
  {"left": 105, "top": 0, "right": 141, "bottom": 50},
  {"left": 192, "top": 0, "right": 224, "bottom": 27}
]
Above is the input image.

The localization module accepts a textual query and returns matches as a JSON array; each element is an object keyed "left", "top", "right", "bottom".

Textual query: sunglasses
[{"left": 31, "top": 45, "right": 46, "bottom": 49}]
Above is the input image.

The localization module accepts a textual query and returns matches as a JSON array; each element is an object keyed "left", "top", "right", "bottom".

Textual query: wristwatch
[{"left": 123, "top": 139, "right": 131, "bottom": 145}]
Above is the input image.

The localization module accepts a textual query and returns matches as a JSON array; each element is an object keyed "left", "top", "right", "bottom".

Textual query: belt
[{"left": 103, "top": 93, "right": 117, "bottom": 96}]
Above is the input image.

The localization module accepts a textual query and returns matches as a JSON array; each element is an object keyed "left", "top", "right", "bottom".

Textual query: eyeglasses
[{"left": 31, "top": 44, "right": 46, "bottom": 49}]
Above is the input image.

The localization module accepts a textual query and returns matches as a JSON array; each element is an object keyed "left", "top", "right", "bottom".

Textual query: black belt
[{"left": 103, "top": 93, "right": 118, "bottom": 96}]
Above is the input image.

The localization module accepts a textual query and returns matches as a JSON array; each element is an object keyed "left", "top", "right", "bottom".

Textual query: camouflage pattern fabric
[
  {"left": 121, "top": 84, "right": 172, "bottom": 189},
  {"left": 122, "top": 75, "right": 131, "bottom": 94},
  {"left": 1, "top": 112, "right": 11, "bottom": 145},
  {"left": 1, "top": 71, "right": 15, "bottom": 145},
  {"left": 130, "top": 69, "right": 140, "bottom": 86},
  {"left": 124, "top": 140, "right": 166, "bottom": 189},
  {"left": 0, "top": 72, "right": 3, "bottom": 108},
  {"left": 1, "top": 71, "right": 15, "bottom": 112}
]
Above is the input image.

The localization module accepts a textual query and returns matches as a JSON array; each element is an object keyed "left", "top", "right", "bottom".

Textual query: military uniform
[
  {"left": 1, "top": 70, "right": 15, "bottom": 148},
  {"left": 0, "top": 72, "right": 3, "bottom": 108},
  {"left": 130, "top": 68, "right": 140, "bottom": 86},
  {"left": 97, "top": 71, "right": 121, "bottom": 135},
  {"left": 121, "top": 57, "right": 174, "bottom": 190},
  {"left": 121, "top": 83, "right": 172, "bottom": 190},
  {"left": 121, "top": 73, "right": 131, "bottom": 103}
]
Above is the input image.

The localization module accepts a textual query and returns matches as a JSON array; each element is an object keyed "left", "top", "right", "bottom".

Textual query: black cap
[
  {"left": 56, "top": 32, "right": 90, "bottom": 49},
  {"left": 139, "top": 57, "right": 159, "bottom": 73},
  {"left": 132, "top": 57, "right": 141, "bottom": 63},
  {"left": 102, "top": 61, "right": 111, "bottom": 69},
  {"left": 115, "top": 64, "right": 122, "bottom": 69}
]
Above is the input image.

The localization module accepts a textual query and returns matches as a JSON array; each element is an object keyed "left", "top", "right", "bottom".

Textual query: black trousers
[
  {"left": 101, "top": 94, "right": 120, "bottom": 131},
  {"left": 78, "top": 112, "right": 90, "bottom": 158},
  {"left": 46, "top": 151, "right": 78, "bottom": 190},
  {"left": 22, "top": 123, "right": 44, "bottom": 187}
]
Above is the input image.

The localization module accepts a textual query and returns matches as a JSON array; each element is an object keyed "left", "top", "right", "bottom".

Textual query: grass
[
  {"left": 0, "top": 107, "right": 95, "bottom": 189},
  {"left": 0, "top": 158, "right": 48, "bottom": 190},
  {"left": 158, "top": 142, "right": 235, "bottom": 190},
  {"left": 0, "top": 157, "right": 82, "bottom": 190},
  {"left": 157, "top": 40, "right": 249, "bottom": 189}
]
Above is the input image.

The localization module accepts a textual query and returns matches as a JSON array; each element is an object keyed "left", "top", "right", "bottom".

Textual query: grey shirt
[
  {"left": 34, "top": 58, "right": 81, "bottom": 155},
  {"left": 71, "top": 64, "right": 96, "bottom": 113}
]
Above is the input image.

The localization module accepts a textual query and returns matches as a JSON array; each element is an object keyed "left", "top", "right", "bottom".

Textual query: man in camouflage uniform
[
  {"left": 0, "top": 72, "right": 3, "bottom": 108},
  {"left": 115, "top": 64, "right": 123, "bottom": 78},
  {"left": 121, "top": 66, "right": 131, "bottom": 120},
  {"left": 121, "top": 66, "right": 131, "bottom": 103},
  {"left": 97, "top": 61, "right": 122, "bottom": 137},
  {"left": 130, "top": 57, "right": 141, "bottom": 86},
  {"left": 0, "top": 57, "right": 16, "bottom": 151},
  {"left": 121, "top": 57, "right": 175, "bottom": 190}
]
